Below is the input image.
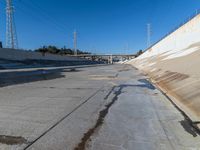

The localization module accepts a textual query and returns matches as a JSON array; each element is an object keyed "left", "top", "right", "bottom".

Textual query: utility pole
[
  {"left": 126, "top": 43, "right": 129, "bottom": 55},
  {"left": 196, "top": 9, "right": 198, "bottom": 15},
  {"left": 147, "top": 23, "right": 151, "bottom": 48},
  {"left": 6, "top": 0, "right": 18, "bottom": 49},
  {"left": 124, "top": 43, "right": 129, "bottom": 55},
  {"left": 73, "top": 30, "right": 77, "bottom": 56}
]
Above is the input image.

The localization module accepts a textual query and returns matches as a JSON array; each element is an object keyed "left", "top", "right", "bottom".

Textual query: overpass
[{"left": 73, "top": 54, "right": 137, "bottom": 64}]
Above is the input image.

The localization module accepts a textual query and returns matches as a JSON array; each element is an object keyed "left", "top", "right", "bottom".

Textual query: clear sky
[{"left": 0, "top": 0, "right": 200, "bottom": 54}]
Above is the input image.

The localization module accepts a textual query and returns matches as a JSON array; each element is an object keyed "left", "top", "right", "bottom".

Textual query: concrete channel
[{"left": 0, "top": 64, "right": 199, "bottom": 150}]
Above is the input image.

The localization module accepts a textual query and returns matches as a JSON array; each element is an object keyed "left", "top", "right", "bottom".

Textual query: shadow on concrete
[
  {"left": 117, "top": 79, "right": 156, "bottom": 90},
  {"left": 0, "top": 58, "right": 103, "bottom": 70},
  {"left": 63, "top": 68, "right": 81, "bottom": 72},
  {"left": 138, "top": 79, "right": 156, "bottom": 90},
  {"left": 180, "top": 119, "right": 200, "bottom": 137},
  {"left": 0, "top": 69, "right": 67, "bottom": 87}
]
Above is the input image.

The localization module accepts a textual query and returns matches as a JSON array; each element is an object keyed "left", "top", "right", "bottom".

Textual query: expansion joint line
[{"left": 23, "top": 86, "right": 105, "bottom": 150}]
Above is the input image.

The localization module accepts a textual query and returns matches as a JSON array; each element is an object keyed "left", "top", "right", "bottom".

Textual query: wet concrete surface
[{"left": 0, "top": 64, "right": 199, "bottom": 149}]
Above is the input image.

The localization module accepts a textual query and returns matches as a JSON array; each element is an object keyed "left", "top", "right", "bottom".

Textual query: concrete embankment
[
  {"left": 0, "top": 48, "right": 102, "bottom": 69},
  {"left": 128, "top": 14, "right": 200, "bottom": 122},
  {"left": 0, "top": 48, "right": 104, "bottom": 86},
  {"left": 0, "top": 48, "right": 80, "bottom": 61}
]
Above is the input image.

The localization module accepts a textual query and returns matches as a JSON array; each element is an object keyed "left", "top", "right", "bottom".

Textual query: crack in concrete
[
  {"left": 23, "top": 86, "right": 105, "bottom": 150},
  {"left": 74, "top": 81, "right": 159, "bottom": 150},
  {"left": 74, "top": 86, "right": 122, "bottom": 150}
]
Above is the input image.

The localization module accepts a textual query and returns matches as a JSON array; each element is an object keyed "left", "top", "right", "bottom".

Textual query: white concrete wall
[
  {"left": 0, "top": 48, "right": 82, "bottom": 61},
  {"left": 129, "top": 14, "right": 200, "bottom": 122},
  {"left": 138, "top": 14, "right": 200, "bottom": 61}
]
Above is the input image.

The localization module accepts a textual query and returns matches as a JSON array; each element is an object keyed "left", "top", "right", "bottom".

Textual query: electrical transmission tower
[
  {"left": 73, "top": 30, "right": 77, "bottom": 56},
  {"left": 147, "top": 23, "right": 151, "bottom": 48},
  {"left": 6, "top": 0, "right": 18, "bottom": 49}
]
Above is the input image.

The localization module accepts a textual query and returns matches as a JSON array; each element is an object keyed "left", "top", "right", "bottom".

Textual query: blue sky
[{"left": 0, "top": 0, "right": 200, "bottom": 54}]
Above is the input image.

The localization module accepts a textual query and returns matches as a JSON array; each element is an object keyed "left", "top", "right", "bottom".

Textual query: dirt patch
[
  {"left": 118, "top": 68, "right": 131, "bottom": 72},
  {"left": 89, "top": 74, "right": 118, "bottom": 80},
  {"left": 0, "top": 135, "right": 27, "bottom": 145},
  {"left": 155, "top": 71, "right": 189, "bottom": 83},
  {"left": 180, "top": 119, "right": 200, "bottom": 137}
]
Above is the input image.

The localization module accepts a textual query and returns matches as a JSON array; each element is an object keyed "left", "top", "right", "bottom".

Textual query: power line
[
  {"left": 0, "top": 0, "right": 79, "bottom": 49},
  {"left": 0, "top": 0, "right": 69, "bottom": 45},
  {"left": 17, "top": 0, "right": 69, "bottom": 33},
  {"left": 73, "top": 30, "right": 77, "bottom": 56},
  {"left": 147, "top": 23, "right": 152, "bottom": 47}
]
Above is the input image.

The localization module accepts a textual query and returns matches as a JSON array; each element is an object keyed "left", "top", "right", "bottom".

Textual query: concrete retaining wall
[
  {"left": 0, "top": 48, "right": 81, "bottom": 61},
  {"left": 129, "top": 14, "right": 200, "bottom": 122}
]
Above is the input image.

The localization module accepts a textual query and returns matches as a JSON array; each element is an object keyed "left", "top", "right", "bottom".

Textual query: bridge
[{"left": 74, "top": 54, "right": 137, "bottom": 64}]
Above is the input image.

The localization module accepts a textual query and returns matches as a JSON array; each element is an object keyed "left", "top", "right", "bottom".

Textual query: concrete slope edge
[
  {"left": 135, "top": 66, "right": 200, "bottom": 130},
  {"left": 127, "top": 14, "right": 200, "bottom": 128},
  {"left": 151, "top": 79, "right": 200, "bottom": 131},
  {"left": 0, "top": 48, "right": 84, "bottom": 61}
]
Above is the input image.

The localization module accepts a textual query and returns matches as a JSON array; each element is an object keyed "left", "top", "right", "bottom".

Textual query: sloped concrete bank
[
  {"left": 0, "top": 58, "right": 102, "bottom": 69},
  {"left": 128, "top": 14, "right": 200, "bottom": 123},
  {"left": 0, "top": 48, "right": 81, "bottom": 61},
  {"left": 0, "top": 48, "right": 103, "bottom": 69}
]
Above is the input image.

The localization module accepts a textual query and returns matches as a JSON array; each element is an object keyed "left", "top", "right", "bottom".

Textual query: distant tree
[
  {"left": 47, "top": 45, "right": 60, "bottom": 54},
  {"left": 35, "top": 45, "right": 91, "bottom": 56},
  {"left": 136, "top": 50, "right": 143, "bottom": 57},
  {"left": 35, "top": 46, "right": 48, "bottom": 56}
]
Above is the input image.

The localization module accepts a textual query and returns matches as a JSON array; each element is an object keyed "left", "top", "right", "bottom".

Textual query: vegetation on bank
[{"left": 35, "top": 46, "right": 91, "bottom": 55}]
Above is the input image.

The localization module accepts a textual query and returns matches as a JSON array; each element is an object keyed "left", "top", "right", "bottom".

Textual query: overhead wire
[
  {"left": 17, "top": 0, "right": 77, "bottom": 48},
  {"left": 14, "top": 0, "right": 68, "bottom": 34},
  {"left": 0, "top": 0, "right": 76, "bottom": 48},
  {"left": 16, "top": 0, "right": 68, "bottom": 32}
]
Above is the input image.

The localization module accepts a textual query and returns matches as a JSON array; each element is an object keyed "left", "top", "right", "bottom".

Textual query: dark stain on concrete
[
  {"left": 180, "top": 119, "right": 199, "bottom": 137},
  {"left": 104, "top": 86, "right": 116, "bottom": 100},
  {"left": 63, "top": 68, "right": 81, "bottom": 72},
  {"left": 0, "top": 135, "right": 27, "bottom": 145},
  {"left": 137, "top": 79, "right": 156, "bottom": 90},
  {"left": 155, "top": 71, "right": 189, "bottom": 83},
  {"left": 152, "top": 81, "right": 200, "bottom": 137},
  {"left": 118, "top": 68, "right": 131, "bottom": 72},
  {"left": 74, "top": 81, "right": 156, "bottom": 150},
  {"left": 74, "top": 86, "right": 122, "bottom": 150}
]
